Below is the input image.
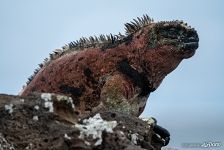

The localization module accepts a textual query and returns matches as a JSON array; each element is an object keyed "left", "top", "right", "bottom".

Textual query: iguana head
[
  {"left": 125, "top": 16, "right": 199, "bottom": 91},
  {"left": 147, "top": 21, "right": 199, "bottom": 59}
]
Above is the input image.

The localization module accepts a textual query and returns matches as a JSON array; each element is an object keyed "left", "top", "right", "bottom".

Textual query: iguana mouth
[
  {"left": 182, "top": 36, "right": 199, "bottom": 51},
  {"left": 182, "top": 42, "right": 198, "bottom": 51}
]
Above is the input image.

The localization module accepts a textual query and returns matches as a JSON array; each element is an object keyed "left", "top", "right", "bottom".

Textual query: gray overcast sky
[{"left": 0, "top": 0, "right": 224, "bottom": 149}]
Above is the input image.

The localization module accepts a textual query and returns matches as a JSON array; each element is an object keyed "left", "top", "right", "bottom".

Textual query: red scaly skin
[{"left": 20, "top": 17, "right": 199, "bottom": 116}]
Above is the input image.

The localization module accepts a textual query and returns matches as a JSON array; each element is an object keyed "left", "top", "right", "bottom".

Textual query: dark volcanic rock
[{"left": 0, "top": 93, "right": 169, "bottom": 150}]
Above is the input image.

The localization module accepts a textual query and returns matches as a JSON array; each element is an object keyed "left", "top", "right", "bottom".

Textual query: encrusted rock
[{"left": 0, "top": 94, "right": 169, "bottom": 150}]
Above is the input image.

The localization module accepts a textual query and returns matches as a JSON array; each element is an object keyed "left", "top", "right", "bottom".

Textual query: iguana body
[{"left": 20, "top": 15, "right": 199, "bottom": 116}]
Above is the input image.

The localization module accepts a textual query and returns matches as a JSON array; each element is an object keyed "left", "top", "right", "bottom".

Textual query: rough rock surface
[{"left": 0, "top": 93, "right": 169, "bottom": 150}]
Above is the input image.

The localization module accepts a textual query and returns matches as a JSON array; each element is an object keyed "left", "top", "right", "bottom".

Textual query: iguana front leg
[{"left": 100, "top": 72, "right": 148, "bottom": 116}]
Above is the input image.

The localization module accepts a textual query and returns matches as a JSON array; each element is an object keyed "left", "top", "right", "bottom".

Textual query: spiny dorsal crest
[
  {"left": 66, "top": 14, "right": 153, "bottom": 50},
  {"left": 25, "top": 14, "right": 153, "bottom": 85},
  {"left": 124, "top": 14, "right": 154, "bottom": 35},
  {"left": 65, "top": 33, "right": 125, "bottom": 50}
]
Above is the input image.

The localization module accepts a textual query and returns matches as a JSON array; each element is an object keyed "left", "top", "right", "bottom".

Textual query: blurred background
[{"left": 0, "top": 0, "right": 223, "bottom": 149}]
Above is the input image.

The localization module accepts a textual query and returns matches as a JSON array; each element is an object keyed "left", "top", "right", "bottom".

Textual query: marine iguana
[{"left": 20, "top": 15, "right": 199, "bottom": 117}]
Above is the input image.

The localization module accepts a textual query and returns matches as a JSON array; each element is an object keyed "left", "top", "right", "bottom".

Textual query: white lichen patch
[
  {"left": 20, "top": 99, "right": 25, "bottom": 102},
  {"left": 4, "top": 104, "right": 13, "bottom": 114},
  {"left": 34, "top": 105, "right": 39, "bottom": 110},
  {"left": 64, "top": 134, "right": 71, "bottom": 140},
  {"left": 32, "top": 116, "right": 38, "bottom": 121},
  {"left": 117, "top": 131, "right": 126, "bottom": 140},
  {"left": 41, "top": 93, "right": 52, "bottom": 101},
  {"left": 84, "top": 141, "right": 90, "bottom": 146},
  {"left": 141, "top": 117, "right": 157, "bottom": 126},
  {"left": 75, "top": 113, "right": 117, "bottom": 146},
  {"left": 25, "top": 143, "right": 33, "bottom": 150},
  {"left": 119, "top": 131, "right": 124, "bottom": 135},
  {"left": 131, "top": 133, "right": 139, "bottom": 145},
  {"left": 56, "top": 95, "right": 75, "bottom": 109},
  {"left": 41, "top": 93, "right": 53, "bottom": 112},
  {"left": 44, "top": 101, "right": 53, "bottom": 112}
]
